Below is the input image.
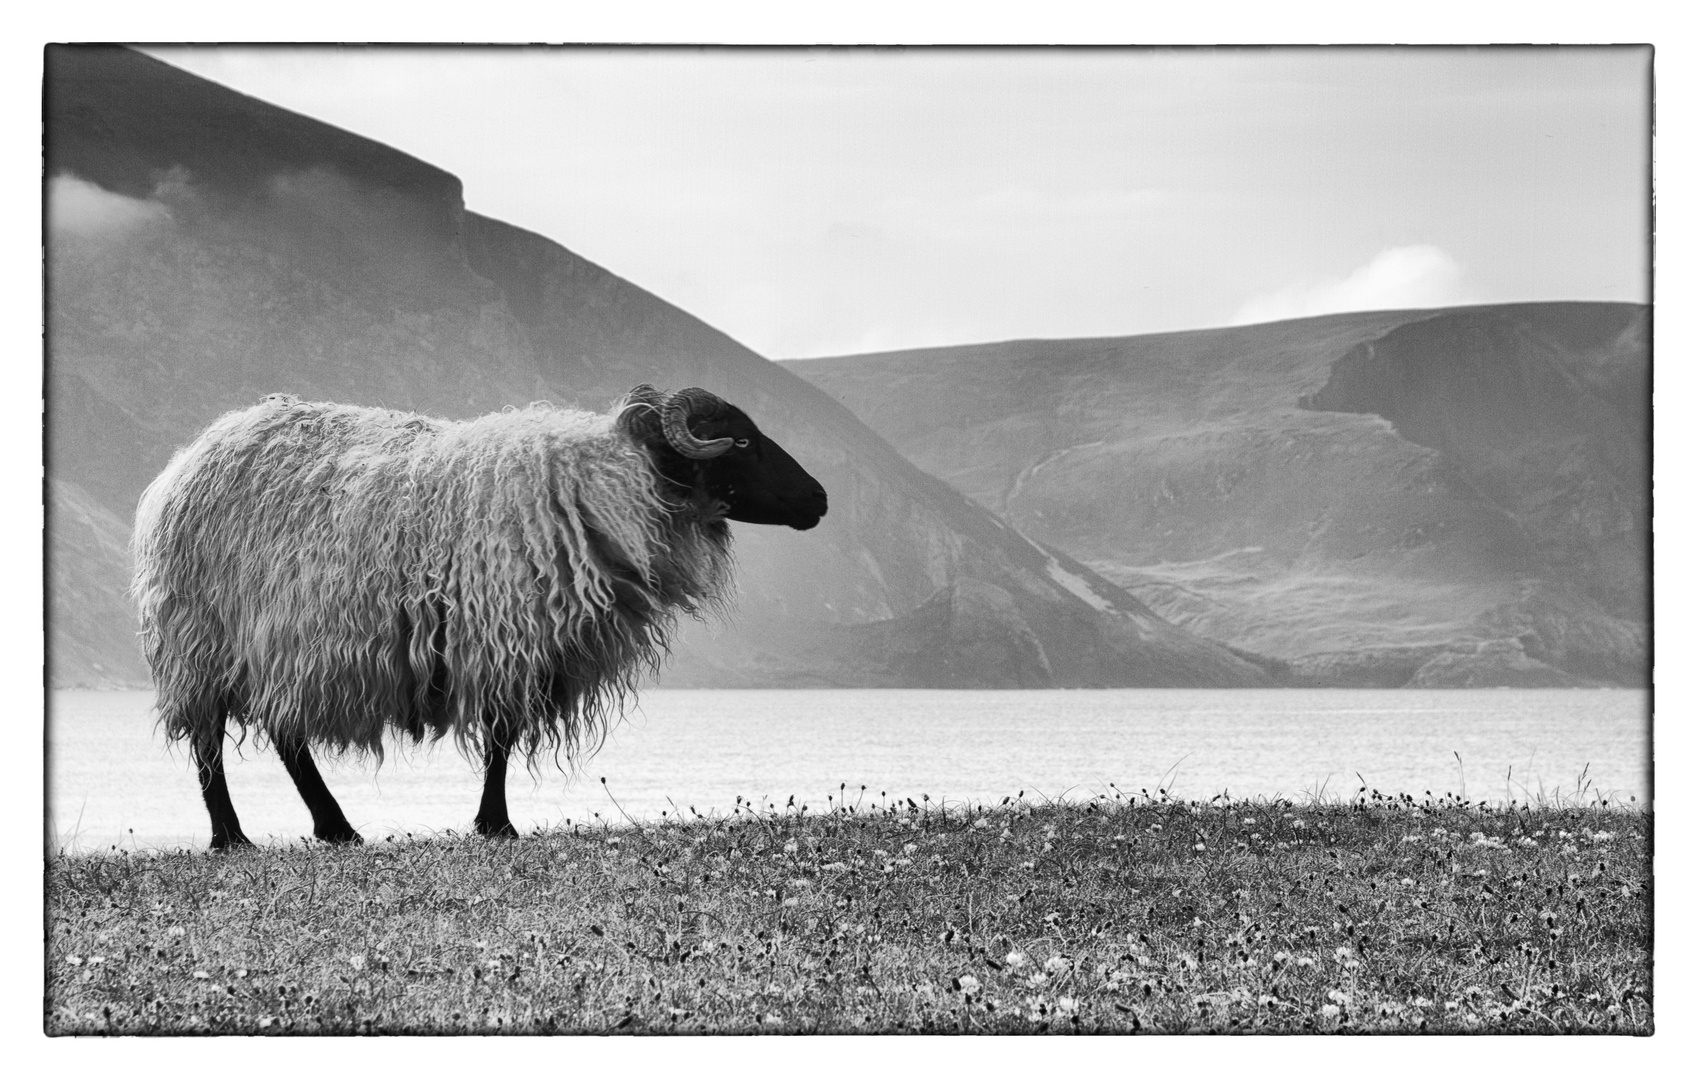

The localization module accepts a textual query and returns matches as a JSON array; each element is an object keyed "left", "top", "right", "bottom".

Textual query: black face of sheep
[
  {"left": 131, "top": 385, "right": 827, "bottom": 850},
  {"left": 626, "top": 384, "right": 828, "bottom": 531}
]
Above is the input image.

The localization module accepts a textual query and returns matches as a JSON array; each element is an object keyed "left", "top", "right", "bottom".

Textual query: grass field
[{"left": 45, "top": 788, "right": 1651, "bottom": 1034}]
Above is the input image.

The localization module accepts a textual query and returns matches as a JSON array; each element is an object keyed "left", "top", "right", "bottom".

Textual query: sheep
[{"left": 130, "top": 384, "right": 827, "bottom": 849}]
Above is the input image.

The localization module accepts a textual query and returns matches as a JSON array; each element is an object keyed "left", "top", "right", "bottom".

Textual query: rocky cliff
[{"left": 783, "top": 304, "right": 1649, "bottom": 688}]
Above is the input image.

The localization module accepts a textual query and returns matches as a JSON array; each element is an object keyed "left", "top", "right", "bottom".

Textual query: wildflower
[
  {"left": 1020, "top": 860, "right": 1036, "bottom": 870},
  {"left": 1327, "top": 989, "right": 1350, "bottom": 1005},
  {"left": 1026, "top": 973, "right": 1050, "bottom": 989},
  {"left": 1291, "top": 819, "right": 1306, "bottom": 829},
  {"left": 956, "top": 974, "right": 981, "bottom": 994},
  {"left": 1400, "top": 877, "right": 1415, "bottom": 886},
  {"left": 973, "top": 818, "right": 990, "bottom": 829},
  {"left": 1518, "top": 837, "right": 1539, "bottom": 848},
  {"left": 1272, "top": 951, "right": 1291, "bottom": 964},
  {"left": 781, "top": 896, "right": 799, "bottom": 907},
  {"left": 1591, "top": 831, "right": 1615, "bottom": 843},
  {"left": 1045, "top": 955, "right": 1071, "bottom": 974},
  {"left": 258, "top": 1016, "right": 276, "bottom": 1029},
  {"left": 1054, "top": 996, "right": 1079, "bottom": 1017},
  {"left": 1005, "top": 952, "right": 1028, "bottom": 969},
  {"left": 1402, "top": 834, "right": 1422, "bottom": 843},
  {"left": 167, "top": 926, "right": 185, "bottom": 937},
  {"left": 1296, "top": 957, "right": 1316, "bottom": 968},
  {"left": 65, "top": 956, "right": 82, "bottom": 967},
  {"left": 1193, "top": 843, "right": 1206, "bottom": 852},
  {"left": 1320, "top": 1004, "right": 1340, "bottom": 1018},
  {"left": 903, "top": 843, "right": 918, "bottom": 855},
  {"left": 193, "top": 970, "right": 210, "bottom": 980},
  {"left": 349, "top": 954, "right": 366, "bottom": 970},
  {"left": 1243, "top": 817, "right": 1256, "bottom": 825},
  {"left": 783, "top": 839, "right": 798, "bottom": 855}
]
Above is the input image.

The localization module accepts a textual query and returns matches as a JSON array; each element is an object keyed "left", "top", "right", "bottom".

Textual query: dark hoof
[
  {"left": 209, "top": 833, "right": 253, "bottom": 851},
  {"left": 317, "top": 826, "right": 364, "bottom": 845},
  {"left": 476, "top": 819, "right": 520, "bottom": 839}
]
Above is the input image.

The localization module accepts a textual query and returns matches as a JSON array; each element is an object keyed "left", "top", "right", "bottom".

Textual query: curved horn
[{"left": 661, "top": 387, "right": 734, "bottom": 459}]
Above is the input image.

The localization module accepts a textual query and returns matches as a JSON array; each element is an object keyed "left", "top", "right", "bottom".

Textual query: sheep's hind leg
[
  {"left": 276, "top": 733, "right": 362, "bottom": 844},
  {"left": 473, "top": 723, "right": 519, "bottom": 839},
  {"left": 193, "top": 712, "right": 251, "bottom": 851}
]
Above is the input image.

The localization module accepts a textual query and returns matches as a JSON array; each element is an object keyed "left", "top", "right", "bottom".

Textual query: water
[{"left": 47, "top": 688, "right": 1649, "bottom": 852}]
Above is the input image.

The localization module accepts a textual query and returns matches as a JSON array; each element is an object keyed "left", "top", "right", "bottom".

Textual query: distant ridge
[{"left": 783, "top": 301, "right": 1649, "bottom": 688}]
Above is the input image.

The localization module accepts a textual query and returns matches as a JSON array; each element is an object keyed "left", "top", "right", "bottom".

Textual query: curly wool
[{"left": 131, "top": 393, "right": 734, "bottom": 765}]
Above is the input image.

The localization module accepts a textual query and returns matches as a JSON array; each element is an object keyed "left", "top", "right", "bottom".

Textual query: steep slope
[
  {"left": 782, "top": 304, "right": 1649, "bottom": 688},
  {"left": 44, "top": 45, "right": 1268, "bottom": 691}
]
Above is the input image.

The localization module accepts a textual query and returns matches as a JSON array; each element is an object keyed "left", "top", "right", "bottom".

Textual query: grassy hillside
[
  {"left": 46, "top": 794, "right": 1649, "bottom": 1034},
  {"left": 45, "top": 45, "right": 1264, "bottom": 692},
  {"left": 783, "top": 304, "right": 1648, "bottom": 688}
]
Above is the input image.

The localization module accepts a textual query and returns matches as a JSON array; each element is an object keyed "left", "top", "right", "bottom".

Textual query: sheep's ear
[{"left": 616, "top": 385, "right": 667, "bottom": 448}]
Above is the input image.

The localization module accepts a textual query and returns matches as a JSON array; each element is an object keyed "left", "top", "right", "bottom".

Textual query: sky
[{"left": 136, "top": 46, "right": 1650, "bottom": 360}]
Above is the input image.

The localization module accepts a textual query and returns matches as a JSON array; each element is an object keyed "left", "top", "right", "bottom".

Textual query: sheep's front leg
[
  {"left": 474, "top": 723, "right": 519, "bottom": 839},
  {"left": 193, "top": 711, "right": 252, "bottom": 851},
  {"left": 276, "top": 733, "right": 362, "bottom": 844}
]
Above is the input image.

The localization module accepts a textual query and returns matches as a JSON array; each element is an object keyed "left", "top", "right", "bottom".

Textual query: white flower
[
  {"left": 1320, "top": 1004, "right": 1340, "bottom": 1018},
  {"left": 1044, "top": 955, "right": 1071, "bottom": 974},
  {"left": 956, "top": 974, "right": 981, "bottom": 994},
  {"left": 1054, "top": 996, "right": 1079, "bottom": 1016},
  {"left": 65, "top": 955, "right": 82, "bottom": 967},
  {"left": 1005, "top": 951, "right": 1028, "bottom": 969},
  {"left": 167, "top": 926, "right": 185, "bottom": 937},
  {"left": 973, "top": 818, "right": 990, "bottom": 829},
  {"left": 1026, "top": 973, "right": 1050, "bottom": 989},
  {"left": 1327, "top": 989, "right": 1350, "bottom": 1005},
  {"left": 192, "top": 970, "right": 209, "bottom": 979},
  {"left": 349, "top": 954, "right": 366, "bottom": 970},
  {"left": 783, "top": 839, "right": 798, "bottom": 854}
]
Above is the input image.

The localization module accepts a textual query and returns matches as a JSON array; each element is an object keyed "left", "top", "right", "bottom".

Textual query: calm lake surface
[{"left": 47, "top": 688, "right": 1649, "bottom": 852}]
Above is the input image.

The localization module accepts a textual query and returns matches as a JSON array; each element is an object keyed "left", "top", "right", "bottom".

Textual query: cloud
[
  {"left": 1229, "top": 245, "right": 1468, "bottom": 326},
  {"left": 48, "top": 174, "right": 172, "bottom": 236}
]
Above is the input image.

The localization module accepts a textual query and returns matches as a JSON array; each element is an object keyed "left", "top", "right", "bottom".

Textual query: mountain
[
  {"left": 782, "top": 303, "right": 1649, "bottom": 688},
  {"left": 44, "top": 45, "right": 1270, "bottom": 691}
]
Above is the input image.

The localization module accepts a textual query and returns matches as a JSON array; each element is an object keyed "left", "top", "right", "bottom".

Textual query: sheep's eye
[{"left": 734, "top": 438, "right": 751, "bottom": 449}]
